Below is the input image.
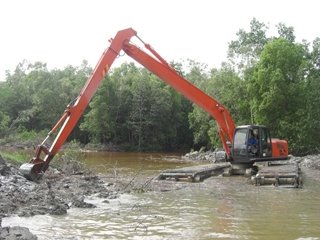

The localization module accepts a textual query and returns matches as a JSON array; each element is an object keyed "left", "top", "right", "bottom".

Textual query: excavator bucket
[
  {"left": 19, "top": 162, "right": 45, "bottom": 181},
  {"left": 20, "top": 144, "right": 49, "bottom": 181}
]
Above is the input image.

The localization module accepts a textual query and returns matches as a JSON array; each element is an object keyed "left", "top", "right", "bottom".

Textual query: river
[{"left": 3, "top": 152, "right": 320, "bottom": 239}]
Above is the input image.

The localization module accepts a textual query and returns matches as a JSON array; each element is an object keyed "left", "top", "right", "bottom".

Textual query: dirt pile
[
  {"left": 292, "top": 154, "right": 320, "bottom": 182},
  {"left": 0, "top": 224, "right": 37, "bottom": 240},
  {"left": 0, "top": 154, "right": 122, "bottom": 240},
  {"left": 296, "top": 154, "right": 320, "bottom": 170},
  {"left": 183, "top": 148, "right": 226, "bottom": 163}
]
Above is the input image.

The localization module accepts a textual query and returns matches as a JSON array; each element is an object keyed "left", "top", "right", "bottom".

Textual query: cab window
[{"left": 233, "top": 128, "right": 248, "bottom": 157}]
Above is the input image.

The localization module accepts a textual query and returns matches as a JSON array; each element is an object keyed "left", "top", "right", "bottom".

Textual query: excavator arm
[{"left": 20, "top": 28, "right": 235, "bottom": 181}]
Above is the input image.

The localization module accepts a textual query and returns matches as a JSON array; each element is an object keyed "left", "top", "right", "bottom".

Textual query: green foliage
[
  {"left": 17, "top": 129, "right": 38, "bottom": 141},
  {"left": 0, "top": 111, "right": 10, "bottom": 137},
  {"left": 50, "top": 140, "right": 87, "bottom": 174},
  {"left": 249, "top": 39, "right": 306, "bottom": 130},
  {"left": 187, "top": 64, "right": 251, "bottom": 149},
  {"left": 80, "top": 63, "right": 137, "bottom": 144},
  {"left": 226, "top": 18, "right": 320, "bottom": 155},
  {"left": 0, "top": 60, "right": 91, "bottom": 142},
  {"left": 81, "top": 63, "right": 192, "bottom": 151},
  {"left": 301, "top": 38, "right": 320, "bottom": 154},
  {"left": 0, "top": 150, "right": 30, "bottom": 164},
  {"left": 0, "top": 19, "right": 319, "bottom": 155},
  {"left": 228, "top": 18, "right": 269, "bottom": 70},
  {"left": 188, "top": 106, "right": 211, "bottom": 147},
  {"left": 185, "top": 61, "right": 213, "bottom": 148},
  {"left": 276, "top": 23, "right": 295, "bottom": 42}
]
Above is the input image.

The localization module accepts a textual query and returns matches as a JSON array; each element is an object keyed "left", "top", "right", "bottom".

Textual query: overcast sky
[{"left": 0, "top": 0, "right": 319, "bottom": 80}]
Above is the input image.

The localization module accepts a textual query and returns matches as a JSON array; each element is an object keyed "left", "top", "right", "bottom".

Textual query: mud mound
[
  {"left": 292, "top": 155, "right": 320, "bottom": 182},
  {"left": 183, "top": 149, "right": 226, "bottom": 163},
  {"left": 297, "top": 155, "right": 320, "bottom": 170},
  {"left": 0, "top": 154, "right": 124, "bottom": 239},
  {"left": 0, "top": 225, "right": 37, "bottom": 240},
  {"left": 0, "top": 155, "right": 10, "bottom": 176},
  {"left": 0, "top": 154, "right": 122, "bottom": 218}
]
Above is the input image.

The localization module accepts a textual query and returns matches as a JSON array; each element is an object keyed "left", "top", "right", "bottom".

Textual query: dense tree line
[
  {"left": 0, "top": 19, "right": 319, "bottom": 155},
  {"left": 79, "top": 63, "right": 193, "bottom": 150}
]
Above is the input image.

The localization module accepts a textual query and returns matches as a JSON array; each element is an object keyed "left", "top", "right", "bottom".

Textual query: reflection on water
[
  {"left": 82, "top": 151, "right": 195, "bottom": 175},
  {"left": 3, "top": 152, "right": 320, "bottom": 239}
]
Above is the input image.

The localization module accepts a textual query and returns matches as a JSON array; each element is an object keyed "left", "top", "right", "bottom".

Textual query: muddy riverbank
[
  {"left": 0, "top": 153, "right": 131, "bottom": 239},
  {"left": 0, "top": 152, "right": 186, "bottom": 239}
]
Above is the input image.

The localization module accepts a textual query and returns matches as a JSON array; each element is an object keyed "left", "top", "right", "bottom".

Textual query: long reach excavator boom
[{"left": 20, "top": 28, "right": 288, "bottom": 181}]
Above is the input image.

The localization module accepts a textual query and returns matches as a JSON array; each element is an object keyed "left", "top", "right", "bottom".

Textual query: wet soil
[
  {"left": 294, "top": 154, "right": 320, "bottom": 182},
  {"left": 0, "top": 154, "right": 125, "bottom": 240}
]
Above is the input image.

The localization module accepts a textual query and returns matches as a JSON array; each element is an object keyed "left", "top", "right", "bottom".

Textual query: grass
[{"left": 0, "top": 150, "right": 31, "bottom": 165}]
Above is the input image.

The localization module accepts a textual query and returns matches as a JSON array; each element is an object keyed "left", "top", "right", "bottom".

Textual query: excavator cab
[{"left": 231, "top": 125, "right": 288, "bottom": 163}]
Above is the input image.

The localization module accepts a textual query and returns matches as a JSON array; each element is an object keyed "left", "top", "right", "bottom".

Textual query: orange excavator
[{"left": 20, "top": 28, "right": 289, "bottom": 181}]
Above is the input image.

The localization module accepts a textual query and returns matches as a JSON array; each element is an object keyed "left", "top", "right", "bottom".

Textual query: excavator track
[{"left": 251, "top": 162, "right": 302, "bottom": 188}]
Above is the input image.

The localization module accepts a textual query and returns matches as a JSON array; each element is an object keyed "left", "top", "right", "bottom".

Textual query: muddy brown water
[{"left": 3, "top": 152, "right": 320, "bottom": 239}]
